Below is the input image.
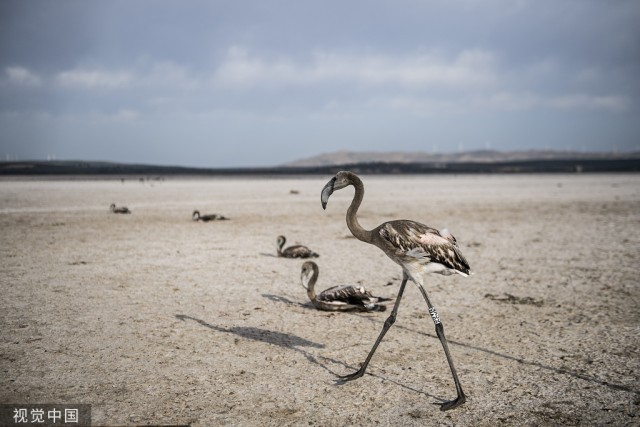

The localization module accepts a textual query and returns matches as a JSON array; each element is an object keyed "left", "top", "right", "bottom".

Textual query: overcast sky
[{"left": 1, "top": 0, "right": 638, "bottom": 167}]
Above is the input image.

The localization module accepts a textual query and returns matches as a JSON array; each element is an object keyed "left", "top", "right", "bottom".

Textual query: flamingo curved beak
[{"left": 321, "top": 177, "right": 336, "bottom": 210}]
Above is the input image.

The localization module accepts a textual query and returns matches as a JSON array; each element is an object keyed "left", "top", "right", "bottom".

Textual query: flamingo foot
[
  {"left": 336, "top": 368, "right": 365, "bottom": 383},
  {"left": 437, "top": 393, "right": 466, "bottom": 411}
]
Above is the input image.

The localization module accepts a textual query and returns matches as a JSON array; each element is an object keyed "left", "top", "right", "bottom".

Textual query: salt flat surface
[{"left": 1, "top": 174, "right": 638, "bottom": 426}]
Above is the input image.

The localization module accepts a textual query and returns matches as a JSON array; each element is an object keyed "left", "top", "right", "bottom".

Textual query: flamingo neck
[
  {"left": 347, "top": 175, "right": 372, "bottom": 243},
  {"left": 302, "top": 268, "right": 318, "bottom": 301},
  {"left": 304, "top": 273, "right": 317, "bottom": 300}
]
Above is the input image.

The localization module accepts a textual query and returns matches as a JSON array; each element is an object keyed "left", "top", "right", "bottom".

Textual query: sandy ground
[{"left": 1, "top": 174, "right": 638, "bottom": 426}]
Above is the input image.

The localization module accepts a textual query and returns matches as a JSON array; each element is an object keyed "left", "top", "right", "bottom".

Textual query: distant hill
[
  {"left": 1, "top": 150, "right": 640, "bottom": 176},
  {"left": 284, "top": 149, "right": 640, "bottom": 167}
]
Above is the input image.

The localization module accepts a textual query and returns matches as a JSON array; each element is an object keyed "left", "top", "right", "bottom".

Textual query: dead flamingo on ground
[
  {"left": 276, "top": 235, "right": 319, "bottom": 258},
  {"left": 192, "top": 210, "right": 229, "bottom": 221},
  {"left": 300, "top": 261, "right": 393, "bottom": 312},
  {"left": 109, "top": 203, "right": 131, "bottom": 214}
]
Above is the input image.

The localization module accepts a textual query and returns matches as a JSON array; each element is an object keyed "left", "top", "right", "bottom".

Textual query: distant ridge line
[
  {"left": 1, "top": 158, "right": 639, "bottom": 176},
  {"left": 283, "top": 149, "right": 640, "bottom": 167}
]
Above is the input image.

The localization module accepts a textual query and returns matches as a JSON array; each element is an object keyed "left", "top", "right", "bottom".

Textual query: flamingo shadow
[
  {"left": 175, "top": 314, "right": 322, "bottom": 348},
  {"left": 174, "top": 313, "right": 445, "bottom": 402},
  {"left": 356, "top": 315, "right": 638, "bottom": 394},
  {"left": 261, "top": 293, "right": 310, "bottom": 309},
  {"left": 175, "top": 314, "right": 341, "bottom": 377},
  {"left": 257, "top": 297, "right": 449, "bottom": 402},
  {"left": 259, "top": 295, "right": 638, "bottom": 396}
]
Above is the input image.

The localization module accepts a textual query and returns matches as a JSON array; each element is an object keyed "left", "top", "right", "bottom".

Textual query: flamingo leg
[
  {"left": 338, "top": 272, "right": 409, "bottom": 382},
  {"left": 416, "top": 284, "right": 466, "bottom": 411}
]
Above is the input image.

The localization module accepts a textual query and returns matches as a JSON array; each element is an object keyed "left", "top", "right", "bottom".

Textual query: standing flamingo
[{"left": 321, "top": 171, "right": 470, "bottom": 411}]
